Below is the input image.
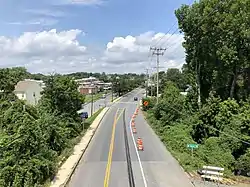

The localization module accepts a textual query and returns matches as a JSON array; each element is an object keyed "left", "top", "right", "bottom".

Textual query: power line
[
  {"left": 151, "top": 22, "right": 177, "bottom": 48},
  {"left": 158, "top": 0, "right": 229, "bottom": 49},
  {"left": 151, "top": 0, "right": 196, "bottom": 48}
]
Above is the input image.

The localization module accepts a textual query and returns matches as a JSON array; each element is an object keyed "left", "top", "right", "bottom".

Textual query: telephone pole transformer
[{"left": 150, "top": 47, "right": 166, "bottom": 104}]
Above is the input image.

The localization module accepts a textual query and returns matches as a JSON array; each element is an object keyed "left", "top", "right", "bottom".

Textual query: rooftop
[{"left": 14, "top": 80, "right": 45, "bottom": 92}]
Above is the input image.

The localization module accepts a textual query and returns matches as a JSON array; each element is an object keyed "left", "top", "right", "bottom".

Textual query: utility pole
[
  {"left": 145, "top": 68, "right": 149, "bottom": 98},
  {"left": 150, "top": 47, "right": 166, "bottom": 104},
  {"left": 91, "top": 77, "right": 94, "bottom": 116},
  {"left": 111, "top": 82, "right": 113, "bottom": 102},
  {"left": 151, "top": 73, "right": 153, "bottom": 96}
]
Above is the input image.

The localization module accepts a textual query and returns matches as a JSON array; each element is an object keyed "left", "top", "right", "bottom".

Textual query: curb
[{"left": 51, "top": 107, "right": 110, "bottom": 187}]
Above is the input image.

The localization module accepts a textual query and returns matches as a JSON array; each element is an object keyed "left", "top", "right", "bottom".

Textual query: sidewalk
[{"left": 50, "top": 107, "right": 110, "bottom": 187}]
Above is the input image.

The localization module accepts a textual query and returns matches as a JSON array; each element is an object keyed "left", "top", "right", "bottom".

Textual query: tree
[
  {"left": 0, "top": 100, "right": 57, "bottom": 187},
  {"left": 39, "top": 75, "right": 85, "bottom": 120},
  {"left": 0, "top": 67, "right": 29, "bottom": 95},
  {"left": 153, "top": 81, "right": 185, "bottom": 125},
  {"left": 175, "top": 0, "right": 250, "bottom": 102},
  {"left": 163, "top": 68, "right": 187, "bottom": 91}
]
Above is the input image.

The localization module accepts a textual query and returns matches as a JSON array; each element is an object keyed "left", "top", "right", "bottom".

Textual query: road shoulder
[{"left": 50, "top": 107, "right": 110, "bottom": 187}]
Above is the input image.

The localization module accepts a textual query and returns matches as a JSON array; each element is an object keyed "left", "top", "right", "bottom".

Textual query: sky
[{"left": 0, "top": 0, "right": 192, "bottom": 74}]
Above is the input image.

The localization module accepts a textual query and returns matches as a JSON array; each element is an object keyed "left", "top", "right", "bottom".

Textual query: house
[
  {"left": 78, "top": 85, "right": 98, "bottom": 94},
  {"left": 14, "top": 79, "right": 45, "bottom": 105}
]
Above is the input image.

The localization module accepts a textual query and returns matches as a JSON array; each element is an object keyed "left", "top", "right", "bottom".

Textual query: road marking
[
  {"left": 103, "top": 108, "right": 124, "bottom": 187},
  {"left": 129, "top": 107, "right": 148, "bottom": 187}
]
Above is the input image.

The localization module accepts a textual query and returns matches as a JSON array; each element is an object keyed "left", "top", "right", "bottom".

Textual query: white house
[{"left": 14, "top": 79, "right": 45, "bottom": 105}]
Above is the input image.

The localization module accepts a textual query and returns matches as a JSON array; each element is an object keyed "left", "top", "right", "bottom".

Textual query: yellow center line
[{"left": 104, "top": 108, "right": 124, "bottom": 187}]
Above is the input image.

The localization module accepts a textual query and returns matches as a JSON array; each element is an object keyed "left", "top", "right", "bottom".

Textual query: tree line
[{"left": 143, "top": 0, "right": 250, "bottom": 180}]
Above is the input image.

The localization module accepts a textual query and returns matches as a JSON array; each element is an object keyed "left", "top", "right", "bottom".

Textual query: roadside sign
[
  {"left": 143, "top": 101, "right": 149, "bottom": 106},
  {"left": 187, "top": 144, "right": 198, "bottom": 149},
  {"left": 187, "top": 143, "right": 198, "bottom": 158}
]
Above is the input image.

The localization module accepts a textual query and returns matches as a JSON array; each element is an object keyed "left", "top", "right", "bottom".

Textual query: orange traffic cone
[
  {"left": 132, "top": 127, "right": 137, "bottom": 134},
  {"left": 137, "top": 137, "right": 142, "bottom": 145},
  {"left": 138, "top": 144, "right": 144, "bottom": 151},
  {"left": 137, "top": 137, "right": 144, "bottom": 151}
]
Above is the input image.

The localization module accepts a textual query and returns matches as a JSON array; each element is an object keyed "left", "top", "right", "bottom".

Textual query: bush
[
  {"left": 235, "top": 148, "right": 250, "bottom": 176},
  {"left": 145, "top": 81, "right": 250, "bottom": 177}
]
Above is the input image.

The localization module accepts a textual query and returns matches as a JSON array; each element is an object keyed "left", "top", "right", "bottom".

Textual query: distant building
[
  {"left": 14, "top": 79, "right": 45, "bottom": 105},
  {"left": 75, "top": 77, "right": 111, "bottom": 94}
]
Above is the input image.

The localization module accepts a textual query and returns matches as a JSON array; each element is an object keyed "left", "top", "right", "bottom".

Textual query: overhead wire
[
  {"left": 146, "top": 0, "right": 250, "bottom": 147},
  {"left": 158, "top": 0, "right": 229, "bottom": 50},
  {"left": 150, "top": 0, "right": 196, "bottom": 49}
]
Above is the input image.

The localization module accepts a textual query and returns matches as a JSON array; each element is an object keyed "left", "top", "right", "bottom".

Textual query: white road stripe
[{"left": 129, "top": 108, "right": 148, "bottom": 187}]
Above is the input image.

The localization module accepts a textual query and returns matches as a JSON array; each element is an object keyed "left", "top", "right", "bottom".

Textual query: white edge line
[{"left": 129, "top": 108, "right": 148, "bottom": 187}]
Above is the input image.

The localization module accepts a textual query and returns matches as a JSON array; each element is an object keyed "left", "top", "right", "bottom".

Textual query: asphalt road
[
  {"left": 78, "top": 94, "right": 113, "bottom": 117},
  {"left": 69, "top": 88, "right": 194, "bottom": 187}
]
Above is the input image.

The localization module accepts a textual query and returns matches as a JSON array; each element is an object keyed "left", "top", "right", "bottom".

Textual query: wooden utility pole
[
  {"left": 150, "top": 47, "right": 166, "bottom": 104},
  {"left": 145, "top": 68, "right": 149, "bottom": 98}
]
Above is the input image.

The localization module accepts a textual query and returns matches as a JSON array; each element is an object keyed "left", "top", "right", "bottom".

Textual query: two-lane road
[{"left": 68, "top": 89, "right": 193, "bottom": 187}]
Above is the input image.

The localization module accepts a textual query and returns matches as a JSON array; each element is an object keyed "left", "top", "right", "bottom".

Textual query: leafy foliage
[
  {"left": 175, "top": 0, "right": 250, "bottom": 102},
  {"left": 0, "top": 70, "right": 87, "bottom": 186},
  {"left": 146, "top": 81, "right": 250, "bottom": 177},
  {"left": 143, "top": 0, "right": 249, "bottom": 178}
]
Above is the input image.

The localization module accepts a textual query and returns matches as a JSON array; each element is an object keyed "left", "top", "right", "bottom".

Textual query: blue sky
[{"left": 0, "top": 0, "right": 191, "bottom": 74}]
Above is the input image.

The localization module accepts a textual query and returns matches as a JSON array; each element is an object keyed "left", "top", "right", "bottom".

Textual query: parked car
[
  {"left": 80, "top": 112, "right": 88, "bottom": 119},
  {"left": 134, "top": 97, "right": 138, "bottom": 101}
]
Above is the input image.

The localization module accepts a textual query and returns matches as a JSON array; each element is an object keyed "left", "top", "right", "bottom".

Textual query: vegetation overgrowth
[
  {"left": 0, "top": 67, "right": 141, "bottom": 186},
  {"left": 143, "top": 0, "right": 250, "bottom": 179}
]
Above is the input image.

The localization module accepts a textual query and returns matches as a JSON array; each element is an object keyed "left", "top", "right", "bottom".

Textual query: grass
[
  {"left": 85, "top": 92, "right": 110, "bottom": 103},
  {"left": 143, "top": 111, "right": 250, "bottom": 186},
  {"left": 84, "top": 107, "right": 104, "bottom": 125}
]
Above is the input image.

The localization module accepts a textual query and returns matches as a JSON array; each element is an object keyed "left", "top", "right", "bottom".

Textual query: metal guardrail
[{"left": 201, "top": 166, "right": 224, "bottom": 184}]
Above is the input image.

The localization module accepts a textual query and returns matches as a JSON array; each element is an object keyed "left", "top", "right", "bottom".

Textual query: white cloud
[
  {"left": 0, "top": 29, "right": 88, "bottom": 74},
  {"left": 102, "top": 32, "right": 185, "bottom": 71},
  {"left": 6, "top": 18, "right": 58, "bottom": 26},
  {"left": 24, "top": 9, "right": 67, "bottom": 18},
  {"left": 0, "top": 30, "right": 185, "bottom": 74}
]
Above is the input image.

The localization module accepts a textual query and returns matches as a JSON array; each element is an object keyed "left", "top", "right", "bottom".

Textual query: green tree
[
  {"left": 0, "top": 67, "right": 29, "bottom": 96},
  {"left": 153, "top": 81, "right": 185, "bottom": 125},
  {"left": 39, "top": 75, "right": 85, "bottom": 120},
  {"left": 163, "top": 68, "right": 187, "bottom": 91},
  {"left": 0, "top": 100, "right": 57, "bottom": 187},
  {"left": 175, "top": 0, "right": 250, "bottom": 102}
]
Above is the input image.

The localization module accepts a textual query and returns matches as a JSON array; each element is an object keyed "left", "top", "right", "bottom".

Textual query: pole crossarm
[{"left": 149, "top": 47, "right": 166, "bottom": 104}]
